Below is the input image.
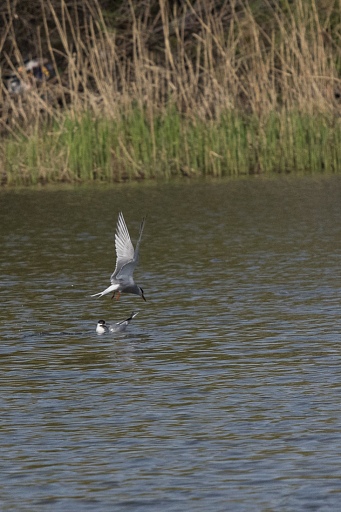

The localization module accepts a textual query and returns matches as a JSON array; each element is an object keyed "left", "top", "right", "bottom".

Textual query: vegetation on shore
[{"left": 1, "top": 0, "right": 341, "bottom": 185}]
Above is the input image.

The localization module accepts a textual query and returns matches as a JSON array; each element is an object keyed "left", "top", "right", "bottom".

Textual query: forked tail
[{"left": 91, "top": 283, "right": 119, "bottom": 298}]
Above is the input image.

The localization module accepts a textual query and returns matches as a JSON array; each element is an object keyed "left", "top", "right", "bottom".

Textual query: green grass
[{"left": 2, "top": 107, "right": 341, "bottom": 185}]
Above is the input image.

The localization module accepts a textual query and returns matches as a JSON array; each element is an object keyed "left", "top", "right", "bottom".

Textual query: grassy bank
[
  {"left": 3, "top": 108, "right": 341, "bottom": 185},
  {"left": 1, "top": 0, "right": 341, "bottom": 185}
]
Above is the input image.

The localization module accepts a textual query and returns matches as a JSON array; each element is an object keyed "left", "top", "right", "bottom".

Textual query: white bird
[
  {"left": 91, "top": 212, "right": 146, "bottom": 301},
  {"left": 96, "top": 312, "right": 139, "bottom": 335}
]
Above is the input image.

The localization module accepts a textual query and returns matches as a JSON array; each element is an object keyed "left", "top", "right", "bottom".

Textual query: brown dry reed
[{"left": 1, "top": 0, "right": 341, "bottom": 185}]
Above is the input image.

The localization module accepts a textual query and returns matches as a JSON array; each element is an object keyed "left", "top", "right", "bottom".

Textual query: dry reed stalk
[{"left": 2, "top": 0, "right": 341, "bottom": 124}]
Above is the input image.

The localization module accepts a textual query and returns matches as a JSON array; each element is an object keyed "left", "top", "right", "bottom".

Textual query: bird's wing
[
  {"left": 116, "top": 311, "right": 138, "bottom": 326},
  {"left": 112, "top": 263, "right": 131, "bottom": 283},
  {"left": 133, "top": 216, "right": 146, "bottom": 261},
  {"left": 111, "top": 212, "right": 135, "bottom": 280},
  {"left": 111, "top": 213, "right": 146, "bottom": 282}
]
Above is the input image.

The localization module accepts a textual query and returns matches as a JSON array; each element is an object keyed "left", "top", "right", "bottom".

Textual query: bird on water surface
[
  {"left": 91, "top": 212, "right": 146, "bottom": 302},
  {"left": 96, "top": 312, "right": 139, "bottom": 334}
]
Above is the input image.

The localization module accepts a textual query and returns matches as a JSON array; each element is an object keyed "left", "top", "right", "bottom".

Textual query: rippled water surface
[{"left": 1, "top": 176, "right": 341, "bottom": 511}]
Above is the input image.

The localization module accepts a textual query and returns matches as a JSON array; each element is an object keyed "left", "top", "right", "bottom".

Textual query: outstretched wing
[
  {"left": 116, "top": 311, "right": 139, "bottom": 326},
  {"left": 111, "top": 212, "right": 134, "bottom": 279},
  {"left": 134, "top": 216, "right": 146, "bottom": 261},
  {"left": 111, "top": 212, "right": 145, "bottom": 282}
]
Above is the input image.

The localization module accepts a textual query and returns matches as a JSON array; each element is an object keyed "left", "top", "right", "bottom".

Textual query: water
[{"left": 1, "top": 175, "right": 341, "bottom": 511}]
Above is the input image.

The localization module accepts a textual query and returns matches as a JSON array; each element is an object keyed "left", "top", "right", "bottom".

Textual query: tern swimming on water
[
  {"left": 96, "top": 312, "right": 139, "bottom": 334},
  {"left": 91, "top": 212, "right": 146, "bottom": 302}
]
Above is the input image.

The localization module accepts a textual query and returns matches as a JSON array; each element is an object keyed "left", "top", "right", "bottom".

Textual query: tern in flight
[{"left": 91, "top": 212, "right": 146, "bottom": 302}]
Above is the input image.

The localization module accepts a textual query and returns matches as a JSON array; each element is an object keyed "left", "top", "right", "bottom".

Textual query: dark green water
[{"left": 1, "top": 175, "right": 341, "bottom": 511}]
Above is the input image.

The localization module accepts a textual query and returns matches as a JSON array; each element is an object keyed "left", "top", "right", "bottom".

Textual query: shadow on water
[{"left": 1, "top": 175, "right": 341, "bottom": 511}]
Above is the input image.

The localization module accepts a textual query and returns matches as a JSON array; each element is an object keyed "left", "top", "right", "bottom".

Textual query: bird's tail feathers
[{"left": 91, "top": 284, "right": 119, "bottom": 298}]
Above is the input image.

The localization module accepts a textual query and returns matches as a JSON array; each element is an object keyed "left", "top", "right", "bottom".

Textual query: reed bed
[{"left": 1, "top": 0, "right": 341, "bottom": 185}]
